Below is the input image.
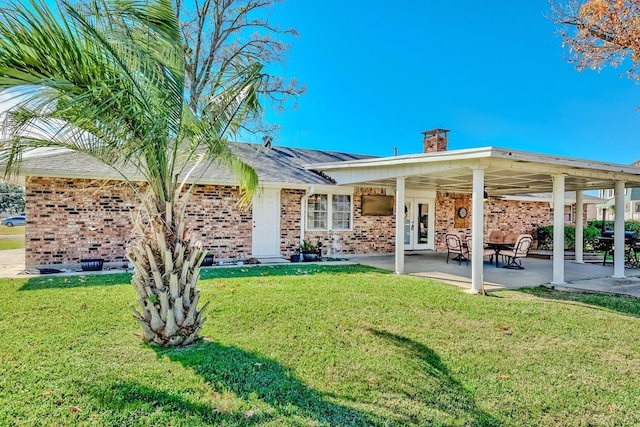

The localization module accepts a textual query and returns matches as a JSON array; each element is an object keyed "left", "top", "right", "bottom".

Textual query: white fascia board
[
  {"left": 321, "top": 158, "right": 487, "bottom": 186},
  {"left": 254, "top": 182, "right": 352, "bottom": 193},
  {"left": 489, "top": 147, "right": 640, "bottom": 175},
  {"left": 308, "top": 146, "right": 640, "bottom": 185},
  {"left": 305, "top": 146, "right": 496, "bottom": 170}
]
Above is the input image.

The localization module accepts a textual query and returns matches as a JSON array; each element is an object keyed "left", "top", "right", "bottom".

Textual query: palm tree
[{"left": 0, "top": 0, "right": 263, "bottom": 346}]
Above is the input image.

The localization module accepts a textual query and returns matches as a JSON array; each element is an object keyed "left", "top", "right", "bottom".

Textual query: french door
[{"left": 404, "top": 198, "right": 435, "bottom": 250}]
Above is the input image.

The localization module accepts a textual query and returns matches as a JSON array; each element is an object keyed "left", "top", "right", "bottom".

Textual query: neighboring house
[
  {"left": 597, "top": 185, "right": 640, "bottom": 222},
  {"left": 1, "top": 129, "right": 606, "bottom": 269},
  {"left": 595, "top": 158, "right": 640, "bottom": 221}
]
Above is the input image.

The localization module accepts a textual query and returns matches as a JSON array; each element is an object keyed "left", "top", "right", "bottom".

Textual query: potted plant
[
  {"left": 290, "top": 249, "right": 301, "bottom": 263},
  {"left": 301, "top": 240, "right": 319, "bottom": 262},
  {"left": 201, "top": 252, "right": 214, "bottom": 266},
  {"left": 81, "top": 226, "right": 104, "bottom": 271},
  {"left": 80, "top": 258, "right": 104, "bottom": 271}
]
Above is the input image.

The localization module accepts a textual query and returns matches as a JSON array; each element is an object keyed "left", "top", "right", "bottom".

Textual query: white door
[
  {"left": 252, "top": 188, "right": 281, "bottom": 257},
  {"left": 404, "top": 198, "right": 435, "bottom": 250}
]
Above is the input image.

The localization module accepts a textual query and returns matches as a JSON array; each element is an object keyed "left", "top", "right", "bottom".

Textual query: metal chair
[
  {"left": 445, "top": 233, "right": 468, "bottom": 265},
  {"left": 466, "top": 236, "right": 496, "bottom": 263},
  {"left": 498, "top": 234, "right": 533, "bottom": 269}
]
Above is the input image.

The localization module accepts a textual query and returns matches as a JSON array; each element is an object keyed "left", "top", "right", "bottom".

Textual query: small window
[
  {"left": 564, "top": 205, "right": 573, "bottom": 222},
  {"left": 306, "top": 193, "right": 352, "bottom": 231}
]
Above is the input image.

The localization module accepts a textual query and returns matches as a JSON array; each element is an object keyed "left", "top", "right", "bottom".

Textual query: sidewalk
[{"left": 0, "top": 248, "right": 26, "bottom": 278}]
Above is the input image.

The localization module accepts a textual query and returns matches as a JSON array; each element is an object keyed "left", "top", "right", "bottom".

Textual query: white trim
[{"left": 307, "top": 146, "right": 640, "bottom": 175}]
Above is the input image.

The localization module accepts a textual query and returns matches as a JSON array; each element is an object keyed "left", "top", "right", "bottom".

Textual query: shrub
[{"left": 535, "top": 225, "right": 602, "bottom": 251}]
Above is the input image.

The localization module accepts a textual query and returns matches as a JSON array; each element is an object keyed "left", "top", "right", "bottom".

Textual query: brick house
[{"left": 4, "top": 129, "right": 610, "bottom": 270}]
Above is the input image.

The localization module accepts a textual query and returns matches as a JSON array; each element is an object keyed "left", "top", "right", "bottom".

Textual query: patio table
[{"left": 484, "top": 241, "right": 513, "bottom": 267}]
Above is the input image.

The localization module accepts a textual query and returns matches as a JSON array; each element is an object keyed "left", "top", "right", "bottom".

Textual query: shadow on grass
[
  {"left": 109, "top": 341, "right": 375, "bottom": 425},
  {"left": 367, "top": 329, "right": 500, "bottom": 426},
  {"left": 18, "top": 272, "right": 132, "bottom": 291},
  {"left": 516, "top": 286, "right": 640, "bottom": 318}
]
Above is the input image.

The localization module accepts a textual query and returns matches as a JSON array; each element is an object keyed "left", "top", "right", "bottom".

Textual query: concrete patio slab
[{"left": 350, "top": 251, "right": 640, "bottom": 298}]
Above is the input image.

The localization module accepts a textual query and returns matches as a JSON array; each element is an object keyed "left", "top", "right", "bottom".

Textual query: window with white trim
[
  {"left": 307, "top": 193, "right": 352, "bottom": 231},
  {"left": 564, "top": 205, "right": 573, "bottom": 222}
]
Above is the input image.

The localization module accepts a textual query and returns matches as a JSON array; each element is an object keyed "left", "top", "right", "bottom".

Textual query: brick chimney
[{"left": 422, "top": 128, "right": 450, "bottom": 153}]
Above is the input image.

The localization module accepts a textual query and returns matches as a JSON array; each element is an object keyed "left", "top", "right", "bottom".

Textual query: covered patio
[
  {"left": 309, "top": 146, "right": 640, "bottom": 293},
  {"left": 351, "top": 251, "right": 640, "bottom": 297}
]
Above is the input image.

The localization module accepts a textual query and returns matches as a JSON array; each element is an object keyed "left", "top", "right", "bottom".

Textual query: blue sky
[{"left": 254, "top": 1, "right": 640, "bottom": 164}]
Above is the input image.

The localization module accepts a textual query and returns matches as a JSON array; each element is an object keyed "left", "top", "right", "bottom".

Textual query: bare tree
[
  {"left": 551, "top": 0, "right": 640, "bottom": 79},
  {"left": 178, "top": 0, "right": 305, "bottom": 134}
]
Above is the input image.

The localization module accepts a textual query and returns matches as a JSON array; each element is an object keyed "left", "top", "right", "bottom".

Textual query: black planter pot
[
  {"left": 202, "top": 254, "right": 215, "bottom": 266},
  {"left": 80, "top": 258, "right": 104, "bottom": 271},
  {"left": 302, "top": 252, "right": 320, "bottom": 262},
  {"left": 290, "top": 254, "right": 301, "bottom": 263}
]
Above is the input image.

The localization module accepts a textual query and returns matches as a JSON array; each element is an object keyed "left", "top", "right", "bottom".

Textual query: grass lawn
[
  {"left": 0, "top": 225, "right": 25, "bottom": 249},
  {"left": 0, "top": 224, "right": 24, "bottom": 235},
  {"left": 0, "top": 237, "right": 25, "bottom": 250},
  {"left": 1, "top": 264, "right": 639, "bottom": 426}
]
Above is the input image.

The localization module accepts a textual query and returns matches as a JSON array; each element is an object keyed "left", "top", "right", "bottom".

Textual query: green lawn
[
  {"left": 0, "top": 224, "right": 24, "bottom": 235},
  {"left": 1, "top": 265, "right": 639, "bottom": 426},
  {"left": 0, "top": 225, "right": 25, "bottom": 249}
]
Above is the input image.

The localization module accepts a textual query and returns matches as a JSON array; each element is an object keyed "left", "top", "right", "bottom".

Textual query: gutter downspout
[{"left": 301, "top": 187, "right": 315, "bottom": 246}]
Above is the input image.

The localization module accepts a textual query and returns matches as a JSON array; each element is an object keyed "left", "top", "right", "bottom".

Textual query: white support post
[
  {"left": 575, "top": 191, "right": 584, "bottom": 264},
  {"left": 613, "top": 180, "right": 626, "bottom": 278},
  {"left": 395, "top": 177, "right": 406, "bottom": 275},
  {"left": 551, "top": 174, "right": 566, "bottom": 285},
  {"left": 471, "top": 167, "right": 485, "bottom": 293}
]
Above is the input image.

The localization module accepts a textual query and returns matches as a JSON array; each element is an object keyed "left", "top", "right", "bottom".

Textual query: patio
[
  {"left": 351, "top": 251, "right": 640, "bottom": 298},
  {"left": 310, "top": 145, "right": 640, "bottom": 292}
]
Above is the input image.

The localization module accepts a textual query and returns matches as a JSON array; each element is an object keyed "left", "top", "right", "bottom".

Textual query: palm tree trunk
[{"left": 127, "top": 195, "right": 208, "bottom": 346}]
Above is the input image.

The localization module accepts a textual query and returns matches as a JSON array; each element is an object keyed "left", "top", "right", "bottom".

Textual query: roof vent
[{"left": 262, "top": 135, "right": 273, "bottom": 148}]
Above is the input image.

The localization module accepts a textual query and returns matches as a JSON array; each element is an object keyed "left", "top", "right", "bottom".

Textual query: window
[
  {"left": 307, "top": 194, "right": 328, "bottom": 230},
  {"left": 564, "top": 205, "right": 573, "bottom": 222},
  {"left": 332, "top": 195, "right": 351, "bottom": 230},
  {"left": 306, "top": 193, "right": 352, "bottom": 231}
]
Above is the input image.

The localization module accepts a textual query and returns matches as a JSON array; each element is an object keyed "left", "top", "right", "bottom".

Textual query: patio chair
[
  {"left": 465, "top": 236, "right": 495, "bottom": 263},
  {"left": 498, "top": 234, "right": 533, "bottom": 269},
  {"left": 504, "top": 232, "right": 519, "bottom": 245},
  {"left": 488, "top": 230, "right": 506, "bottom": 243},
  {"left": 446, "top": 233, "right": 468, "bottom": 265}
]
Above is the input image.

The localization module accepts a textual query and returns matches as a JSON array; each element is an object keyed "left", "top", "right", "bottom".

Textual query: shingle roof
[{"left": 9, "top": 142, "right": 374, "bottom": 187}]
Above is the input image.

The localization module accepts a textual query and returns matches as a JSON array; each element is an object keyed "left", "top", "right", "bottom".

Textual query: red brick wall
[
  {"left": 25, "top": 177, "right": 137, "bottom": 268},
  {"left": 25, "top": 178, "right": 398, "bottom": 267},
  {"left": 25, "top": 177, "right": 562, "bottom": 266},
  {"left": 434, "top": 191, "right": 552, "bottom": 251},
  {"left": 280, "top": 189, "right": 305, "bottom": 255},
  {"left": 304, "top": 187, "right": 396, "bottom": 256},
  {"left": 189, "top": 185, "right": 252, "bottom": 259},
  {"left": 25, "top": 178, "right": 253, "bottom": 267}
]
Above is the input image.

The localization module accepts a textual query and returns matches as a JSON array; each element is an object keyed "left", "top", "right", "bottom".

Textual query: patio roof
[
  {"left": 305, "top": 146, "right": 640, "bottom": 194},
  {"left": 307, "top": 145, "right": 640, "bottom": 293}
]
